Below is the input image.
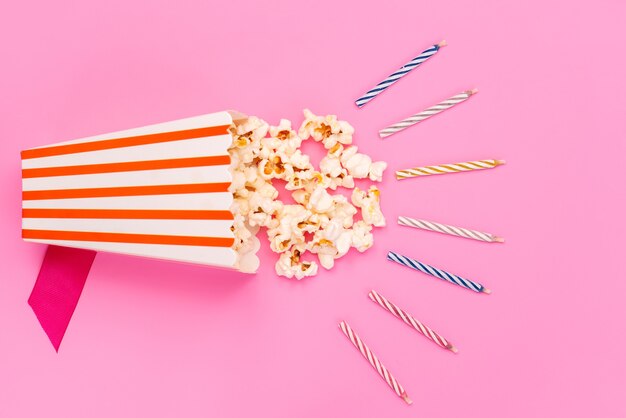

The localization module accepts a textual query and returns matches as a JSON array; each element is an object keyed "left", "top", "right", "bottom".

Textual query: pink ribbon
[{"left": 28, "top": 245, "right": 96, "bottom": 351}]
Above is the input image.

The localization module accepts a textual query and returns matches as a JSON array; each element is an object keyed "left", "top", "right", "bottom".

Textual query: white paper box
[{"left": 21, "top": 111, "right": 258, "bottom": 272}]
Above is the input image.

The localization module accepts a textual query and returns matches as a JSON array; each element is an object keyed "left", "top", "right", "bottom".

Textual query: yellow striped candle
[{"left": 396, "top": 159, "right": 505, "bottom": 180}]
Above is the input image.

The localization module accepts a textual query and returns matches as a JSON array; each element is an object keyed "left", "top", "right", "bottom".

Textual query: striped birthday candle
[
  {"left": 396, "top": 159, "right": 505, "bottom": 180},
  {"left": 355, "top": 41, "right": 447, "bottom": 108},
  {"left": 379, "top": 88, "right": 477, "bottom": 138},
  {"left": 368, "top": 290, "right": 457, "bottom": 353},
  {"left": 387, "top": 251, "right": 490, "bottom": 294},
  {"left": 398, "top": 216, "right": 504, "bottom": 243},
  {"left": 338, "top": 320, "right": 412, "bottom": 404}
]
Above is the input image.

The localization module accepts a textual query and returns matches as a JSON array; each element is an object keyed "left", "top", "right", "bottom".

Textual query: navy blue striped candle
[
  {"left": 355, "top": 40, "right": 446, "bottom": 108},
  {"left": 387, "top": 251, "right": 491, "bottom": 294}
]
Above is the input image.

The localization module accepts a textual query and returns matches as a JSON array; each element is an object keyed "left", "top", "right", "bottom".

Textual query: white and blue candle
[
  {"left": 355, "top": 40, "right": 446, "bottom": 108},
  {"left": 387, "top": 251, "right": 491, "bottom": 294}
]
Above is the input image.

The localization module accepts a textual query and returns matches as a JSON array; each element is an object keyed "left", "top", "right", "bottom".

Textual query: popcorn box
[
  {"left": 21, "top": 111, "right": 259, "bottom": 272},
  {"left": 21, "top": 109, "right": 387, "bottom": 350}
]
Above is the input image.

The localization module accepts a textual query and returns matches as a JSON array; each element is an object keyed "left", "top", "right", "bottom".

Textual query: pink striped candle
[
  {"left": 368, "top": 290, "right": 457, "bottom": 353},
  {"left": 338, "top": 321, "right": 412, "bottom": 404}
]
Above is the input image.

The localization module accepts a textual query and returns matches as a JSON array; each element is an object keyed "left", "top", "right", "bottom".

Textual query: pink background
[{"left": 1, "top": 1, "right": 625, "bottom": 417}]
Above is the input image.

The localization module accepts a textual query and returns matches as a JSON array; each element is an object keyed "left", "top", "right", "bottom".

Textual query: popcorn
[
  {"left": 369, "top": 161, "right": 387, "bottom": 182},
  {"left": 235, "top": 116, "right": 269, "bottom": 142},
  {"left": 319, "top": 155, "right": 354, "bottom": 190},
  {"left": 308, "top": 185, "right": 334, "bottom": 213},
  {"left": 299, "top": 109, "right": 354, "bottom": 150},
  {"left": 275, "top": 246, "right": 319, "bottom": 280},
  {"left": 351, "top": 186, "right": 386, "bottom": 227},
  {"left": 309, "top": 225, "right": 353, "bottom": 270},
  {"left": 284, "top": 168, "right": 319, "bottom": 191},
  {"left": 327, "top": 195, "right": 357, "bottom": 228},
  {"left": 258, "top": 155, "right": 288, "bottom": 180},
  {"left": 228, "top": 110, "right": 387, "bottom": 279},
  {"left": 269, "top": 119, "right": 303, "bottom": 153},
  {"left": 340, "top": 146, "right": 388, "bottom": 181},
  {"left": 351, "top": 221, "right": 374, "bottom": 252},
  {"left": 284, "top": 149, "right": 312, "bottom": 170},
  {"left": 267, "top": 204, "right": 315, "bottom": 253}
]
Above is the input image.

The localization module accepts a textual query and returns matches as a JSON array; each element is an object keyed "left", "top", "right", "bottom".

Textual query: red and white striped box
[{"left": 21, "top": 111, "right": 257, "bottom": 271}]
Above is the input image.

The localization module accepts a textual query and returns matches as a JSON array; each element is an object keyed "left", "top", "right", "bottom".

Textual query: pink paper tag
[{"left": 28, "top": 245, "right": 96, "bottom": 351}]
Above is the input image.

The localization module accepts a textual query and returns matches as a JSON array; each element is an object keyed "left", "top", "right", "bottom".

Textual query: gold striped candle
[
  {"left": 398, "top": 216, "right": 504, "bottom": 243},
  {"left": 379, "top": 89, "right": 477, "bottom": 138},
  {"left": 396, "top": 159, "right": 505, "bottom": 180}
]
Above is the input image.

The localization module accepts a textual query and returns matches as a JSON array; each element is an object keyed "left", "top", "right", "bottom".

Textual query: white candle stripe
[
  {"left": 368, "top": 291, "right": 456, "bottom": 352},
  {"left": 339, "top": 321, "right": 411, "bottom": 403},
  {"left": 379, "top": 89, "right": 476, "bottom": 138},
  {"left": 412, "top": 319, "right": 427, "bottom": 336}
]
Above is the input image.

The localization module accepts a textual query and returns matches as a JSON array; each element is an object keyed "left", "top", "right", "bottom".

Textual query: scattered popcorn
[
  {"left": 351, "top": 221, "right": 374, "bottom": 252},
  {"left": 228, "top": 110, "right": 387, "bottom": 279},
  {"left": 319, "top": 155, "right": 354, "bottom": 190},
  {"left": 299, "top": 109, "right": 354, "bottom": 150},
  {"left": 269, "top": 119, "right": 303, "bottom": 153},
  {"left": 340, "top": 146, "right": 388, "bottom": 181},
  {"left": 308, "top": 185, "right": 334, "bottom": 213},
  {"left": 275, "top": 245, "right": 319, "bottom": 279},
  {"left": 369, "top": 161, "right": 387, "bottom": 182},
  {"left": 352, "top": 186, "right": 386, "bottom": 227}
]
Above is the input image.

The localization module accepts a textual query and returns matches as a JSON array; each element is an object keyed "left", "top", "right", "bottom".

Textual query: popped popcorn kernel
[
  {"left": 299, "top": 109, "right": 354, "bottom": 150},
  {"left": 275, "top": 246, "right": 319, "bottom": 280},
  {"left": 228, "top": 111, "right": 386, "bottom": 278},
  {"left": 352, "top": 186, "right": 386, "bottom": 227},
  {"left": 340, "top": 146, "right": 387, "bottom": 181}
]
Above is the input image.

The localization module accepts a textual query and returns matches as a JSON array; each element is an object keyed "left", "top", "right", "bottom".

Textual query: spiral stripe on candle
[
  {"left": 397, "top": 216, "right": 503, "bottom": 243},
  {"left": 338, "top": 321, "right": 412, "bottom": 403},
  {"left": 396, "top": 159, "right": 504, "bottom": 180},
  {"left": 387, "top": 251, "right": 489, "bottom": 293},
  {"left": 368, "top": 290, "right": 455, "bottom": 352},
  {"left": 355, "top": 43, "right": 443, "bottom": 108},
  {"left": 379, "top": 90, "right": 476, "bottom": 138}
]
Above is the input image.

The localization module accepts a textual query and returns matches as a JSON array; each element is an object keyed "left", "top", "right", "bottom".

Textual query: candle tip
[
  {"left": 469, "top": 88, "right": 479, "bottom": 95},
  {"left": 495, "top": 159, "right": 506, "bottom": 166},
  {"left": 482, "top": 288, "right": 492, "bottom": 295},
  {"left": 449, "top": 345, "right": 459, "bottom": 353},
  {"left": 437, "top": 40, "right": 447, "bottom": 48},
  {"left": 493, "top": 236, "right": 505, "bottom": 243},
  {"left": 402, "top": 393, "right": 413, "bottom": 405}
]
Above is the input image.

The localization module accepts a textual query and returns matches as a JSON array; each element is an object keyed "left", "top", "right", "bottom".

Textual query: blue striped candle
[
  {"left": 387, "top": 251, "right": 490, "bottom": 294},
  {"left": 355, "top": 40, "right": 446, "bottom": 108}
]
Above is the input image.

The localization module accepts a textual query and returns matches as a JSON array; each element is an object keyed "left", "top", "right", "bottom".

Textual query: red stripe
[
  {"left": 22, "top": 208, "right": 234, "bottom": 220},
  {"left": 21, "top": 125, "right": 230, "bottom": 159},
  {"left": 23, "top": 182, "right": 230, "bottom": 200},
  {"left": 22, "top": 155, "right": 231, "bottom": 178},
  {"left": 22, "top": 229, "right": 234, "bottom": 247}
]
